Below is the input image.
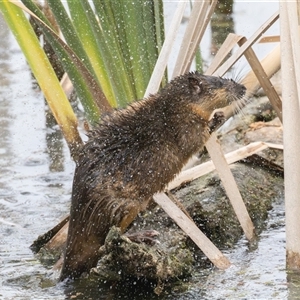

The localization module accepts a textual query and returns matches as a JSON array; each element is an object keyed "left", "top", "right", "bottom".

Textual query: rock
[
  {"left": 175, "top": 163, "right": 283, "bottom": 249},
  {"left": 91, "top": 162, "right": 283, "bottom": 290},
  {"left": 91, "top": 226, "right": 193, "bottom": 295}
]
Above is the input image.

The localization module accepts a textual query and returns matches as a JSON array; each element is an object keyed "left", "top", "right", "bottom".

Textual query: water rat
[{"left": 60, "top": 71, "right": 246, "bottom": 281}]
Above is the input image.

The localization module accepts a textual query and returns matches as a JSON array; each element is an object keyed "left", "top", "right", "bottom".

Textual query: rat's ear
[{"left": 188, "top": 76, "right": 202, "bottom": 94}]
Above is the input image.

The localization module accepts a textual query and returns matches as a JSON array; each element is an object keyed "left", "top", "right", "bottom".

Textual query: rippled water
[
  {"left": 1, "top": 2, "right": 299, "bottom": 299},
  {"left": 0, "top": 14, "right": 72, "bottom": 299}
]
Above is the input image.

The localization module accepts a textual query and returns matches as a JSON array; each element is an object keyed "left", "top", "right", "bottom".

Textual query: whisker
[
  {"left": 232, "top": 93, "right": 251, "bottom": 118},
  {"left": 225, "top": 67, "right": 248, "bottom": 84}
]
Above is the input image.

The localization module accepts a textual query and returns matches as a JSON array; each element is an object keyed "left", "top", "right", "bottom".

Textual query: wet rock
[
  {"left": 91, "top": 226, "right": 193, "bottom": 294},
  {"left": 91, "top": 161, "right": 283, "bottom": 291},
  {"left": 175, "top": 163, "right": 283, "bottom": 249}
]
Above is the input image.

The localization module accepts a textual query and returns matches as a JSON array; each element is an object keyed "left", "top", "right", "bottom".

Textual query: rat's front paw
[{"left": 208, "top": 111, "right": 226, "bottom": 132}]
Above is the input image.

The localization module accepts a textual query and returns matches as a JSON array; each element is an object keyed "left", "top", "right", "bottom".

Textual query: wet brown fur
[{"left": 60, "top": 72, "right": 246, "bottom": 281}]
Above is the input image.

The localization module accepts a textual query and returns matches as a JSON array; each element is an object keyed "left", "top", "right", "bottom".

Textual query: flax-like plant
[
  {"left": 0, "top": 0, "right": 83, "bottom": 159},
  {"left": 0, "top": 0, "right": 164, "bottom": 155},
  {"left": 27, "top": 0, "right": 163, "bottom": 108}
]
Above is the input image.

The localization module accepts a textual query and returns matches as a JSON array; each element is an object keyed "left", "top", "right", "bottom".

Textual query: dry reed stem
[
  {"left": 237, "top": 37, "right": 282, "bottom": 121},
  {"left": 144, "top": 1, "right": 187, "bottom": 96},
  {"left": 280, "top": 0, "right": 300, "bottom": 269},
  {"left": 168, "top": 142, "right": 283, "bottom": 190},
  {"left": 172, "top": 0, "right": 217, "bottom": 77},
  {"left": 152, "top": 193, "right": 231, "bottom": 269}
]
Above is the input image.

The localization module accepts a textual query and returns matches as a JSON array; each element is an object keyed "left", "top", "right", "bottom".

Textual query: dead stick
[{"left": 153, "top": 193, "right": 231, "bottom": 269}]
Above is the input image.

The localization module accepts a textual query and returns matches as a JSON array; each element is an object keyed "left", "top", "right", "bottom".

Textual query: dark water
[{"left": 1, "top": 2, "right": 299, "bottom": 299}]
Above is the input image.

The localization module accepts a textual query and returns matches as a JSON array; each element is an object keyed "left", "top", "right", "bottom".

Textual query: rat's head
[
  {"left": 164, "top": 72, "right": 246, "bottom": 117},
  {"left": 186, "top": 72, "right": 246, "bottom": 111}
]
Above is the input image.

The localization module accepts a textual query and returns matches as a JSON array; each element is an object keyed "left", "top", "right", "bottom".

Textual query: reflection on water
[{"left": 0, "top": 3, "right": 299, "bottom": 300}]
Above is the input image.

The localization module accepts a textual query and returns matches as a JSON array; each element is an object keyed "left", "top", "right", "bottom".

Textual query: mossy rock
[
  {"left": 92, "top": 226, "right": 193, "bottom": 294},
  {"left": 92, "top": 162, "right": 283, "bottom": 293},
  {"left": 174, "top": 163, "right": 283, "bottom": 249}
]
